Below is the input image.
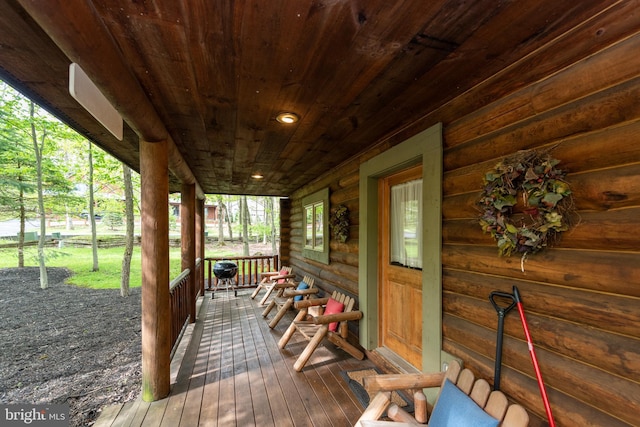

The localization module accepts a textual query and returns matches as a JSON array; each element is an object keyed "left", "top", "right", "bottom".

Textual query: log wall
[
  {"left": 288, "top": 163, "right": 361, "bottom": 298},
  {"left": 287, "top": 3, "right": 640, "bottom": 425}
]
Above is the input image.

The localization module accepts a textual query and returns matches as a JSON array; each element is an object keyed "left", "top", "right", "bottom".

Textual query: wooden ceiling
[{"left": 0, "top": 0, "right": 617, "bottom": 195}]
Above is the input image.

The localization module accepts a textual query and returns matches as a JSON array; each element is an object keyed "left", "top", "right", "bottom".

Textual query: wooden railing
[
  {"left": 169, "top": 268, "right": 191, "bottom": 358},
  {"left": 205, "top": 254, "right": 279, "bottom": 292}
]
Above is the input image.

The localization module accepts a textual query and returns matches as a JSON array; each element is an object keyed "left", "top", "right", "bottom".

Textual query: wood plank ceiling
[{"left": 0, "top": 0, "right": 617, "bottom": 195}]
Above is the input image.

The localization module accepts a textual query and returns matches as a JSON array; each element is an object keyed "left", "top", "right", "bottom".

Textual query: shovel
[{"left": 489, "top": 290, "right": 517, "bottom": 391}]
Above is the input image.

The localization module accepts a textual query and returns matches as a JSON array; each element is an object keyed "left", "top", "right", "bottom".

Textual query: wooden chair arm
[
  {"left": 363, "top": 372, "right": 445, "bottom": 393},
  {"left": 260, "top": 271, "right": 280, "bottom": 278},
  {"left": 312, "top": 310, "right": 363, "bottom": 324},
  {"left": 273, "top": 281, "right": 297, "bottom": 289},
  {"left": 294, "top": 297, "right": 329, "bottom": 309},
  {"left": 270, "top": 273, "right": 296, "bottom": 282},
  {"left": 354, "top": 392, "right": 392, "bottom": 427},
  {"left": 283, "top": 288, "right": 319, "bottom": 297}
]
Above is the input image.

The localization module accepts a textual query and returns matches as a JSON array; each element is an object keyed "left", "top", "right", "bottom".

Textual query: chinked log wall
[{"left": 287, "top": 2, "right": 640, "bottom": 426}]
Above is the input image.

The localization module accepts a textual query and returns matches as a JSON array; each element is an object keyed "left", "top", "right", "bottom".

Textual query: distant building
[{"left": 169, "top": 201, "right": 218, "bottom": 222}]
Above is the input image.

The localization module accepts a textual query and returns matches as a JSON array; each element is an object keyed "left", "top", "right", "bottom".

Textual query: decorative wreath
[
  {"left": 329, "top": 204, "right": 350, "bottom": 243},
  {"left": 478, "top": 149, "right": 574, "bottom": 260}
]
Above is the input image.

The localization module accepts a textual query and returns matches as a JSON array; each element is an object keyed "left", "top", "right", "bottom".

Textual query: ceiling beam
[{"left": 16, "top": 0, "right": 204, "bottom": 199}]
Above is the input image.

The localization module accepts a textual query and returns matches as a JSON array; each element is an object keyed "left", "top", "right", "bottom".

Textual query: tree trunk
[
  {"left": 263, "top": 197, "right": 268, "bottom": 244},
  {"left": 30, "top": 102, "right": 48, "bottom": 289},
  {"left": 216, "top": 194, "right": 225, "bottom": 246},
  {"left": 88, "top": 142, "right": 99, "bottom": 272},
  {"left": 226, "top": 195, "right": 233, "bottom": 241},
  {"left": 121, "top": 164, "right": 134, "bottom": 297},
  {"left": 242, "top": 195, "right": 250, "bottom": 256},
  {"left": 65, "top": 204, "right": 74, "bottom": 230},
  {"left": 271, "top": 197, "right": 277, "bottom": 255},
  {"left": 18, "top": 184, "right": 25, "bottom": 268}
]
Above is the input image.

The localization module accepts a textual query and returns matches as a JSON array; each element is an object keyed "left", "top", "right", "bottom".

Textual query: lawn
[{"left": 0, "top": 244, "right": 240, "bottom": 289}]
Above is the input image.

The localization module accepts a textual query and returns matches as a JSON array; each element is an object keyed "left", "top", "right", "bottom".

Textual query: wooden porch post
[
  {"left": 279, "top": 198, "right": 291, "bottom": 267},
  {"left": 195, "top": 198, "right": 205, "bottom": 296},
  {"left": 140, "top": 139, "right": 171, "bottom": 401},
  {"left": 181, "top": 183, "right": 196, "bottom": 323}
]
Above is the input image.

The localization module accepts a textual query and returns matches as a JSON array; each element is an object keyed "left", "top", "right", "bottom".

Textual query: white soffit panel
[{"left": 69, "top": 63, "right": 123, "bottom": 140}]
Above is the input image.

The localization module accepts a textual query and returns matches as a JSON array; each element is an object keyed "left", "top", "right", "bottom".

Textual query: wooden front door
[{"left": 378, "top": 165, "right": 423, "bottom": 369}]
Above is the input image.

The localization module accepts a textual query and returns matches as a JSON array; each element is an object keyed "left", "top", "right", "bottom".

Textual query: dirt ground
[{"left": 0, "top": 267, "right": 143, "bottom": 426}]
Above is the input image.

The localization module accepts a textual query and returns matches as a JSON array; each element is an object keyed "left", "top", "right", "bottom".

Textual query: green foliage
[
  {"left": 102, "top": 212, "right": 123, "bottom": 230},
  {"left": 0, "top": 80, "right": 142, "bottom": 224},
  {"left": 0, "top": 82, "right": 79, "bottom": 220},
  {"left": 251, "top": 222, "right": 274, "bottom": 241}
]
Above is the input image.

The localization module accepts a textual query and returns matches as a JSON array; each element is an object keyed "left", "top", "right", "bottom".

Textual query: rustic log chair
[
  {"left": 277, "top": 290, "right": 365, "bottom": 372},
  {"left": 261, "top": 275, "right": 318, "bottom": 329},
  {"left": 354, "top": 360, "right": 529, "bottom": 427},
  {"left": 249, "top": 266, "right": 296, "bottom": 306}
]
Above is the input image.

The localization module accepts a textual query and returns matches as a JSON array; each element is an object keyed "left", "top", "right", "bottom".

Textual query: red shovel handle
[{"left": 513, "top": 286, "right": 556, "bottom": 427}]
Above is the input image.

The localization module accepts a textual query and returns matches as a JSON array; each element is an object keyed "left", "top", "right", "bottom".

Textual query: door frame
[{"left": 358, "top": 122, "right": 443, "bottom": 374}]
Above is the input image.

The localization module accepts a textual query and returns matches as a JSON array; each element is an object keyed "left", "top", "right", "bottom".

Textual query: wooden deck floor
[{"left": 94, "top": 289, "right": 377, "bottom": 427}]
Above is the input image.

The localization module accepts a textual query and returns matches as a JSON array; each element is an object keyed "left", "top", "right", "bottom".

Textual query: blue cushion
[
  {"left": 293, "top": 281, "right": 309, "bottom": 301},
  {"left": 428, "top": 379, "right": 499, "bottom": 427}
]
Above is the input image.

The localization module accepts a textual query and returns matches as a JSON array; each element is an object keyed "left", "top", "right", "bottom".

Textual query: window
[
  {"left": 302, "top": 188, "right": 329, "bottom": 264},
  {"left": 390, "top": 179, "right": 423, "bottom": 269},
  {"left": 305, "top": 202, "right": 324, "bottom": 249}
]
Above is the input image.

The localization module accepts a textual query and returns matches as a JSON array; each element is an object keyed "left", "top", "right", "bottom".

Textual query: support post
[
  {"left": 181, "top": 182, "right": 196, "bottom": 323},
  {"left": 140, "top": 139, "right": 170, "bottom": 401},
  {"left": 279, "top": 198, "right": 291, "bottom": 266},
  {"left": 195, "top": 198, "right": 205, "bottom": 296}
]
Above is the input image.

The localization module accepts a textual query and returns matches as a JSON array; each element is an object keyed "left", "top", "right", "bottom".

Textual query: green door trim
[{"left": 358, "top": 122, "right": 443, "bottom": 374}]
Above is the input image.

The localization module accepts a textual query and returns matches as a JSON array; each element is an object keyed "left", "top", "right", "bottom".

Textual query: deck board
[
  {"left": 94, "top": 404, "right": 124, "bottom": 427},
  {"left": 199, "top": 295, "right": 223, "bottom": 427},
  {"left": 123, "top": 399, "right": 150, "bottom": 427},
  {"left": 96, "top": 290, "right": 377, "bottom": 426},
  {"left": 246, "top": 299, "right": 296, "bottom": 427},
  {"left": 237, "top": 294, "right": 276, "bottom": 427}
]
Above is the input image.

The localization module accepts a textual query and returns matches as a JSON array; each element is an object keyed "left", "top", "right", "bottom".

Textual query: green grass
[{"left": 0, "top": 245, "right": 229, "bottom": 290}]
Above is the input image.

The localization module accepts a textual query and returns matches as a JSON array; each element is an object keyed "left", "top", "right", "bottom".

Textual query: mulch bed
[{"left": 0, "top": 267, "right": 142, "bottom": 426}]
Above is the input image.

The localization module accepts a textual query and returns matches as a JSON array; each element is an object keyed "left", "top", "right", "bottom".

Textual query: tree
[
  {"left": 262, "top": 197, "right": 268, "bottom": 244},
  {"left": 102, "top": 212, "right": 123, "bottom": 230},
  {"left": 88, "top": 142, "right": 99, "bottom": 272},
  {"left": 0, "top": 82, "right": 77, "bottom": 269},
  {"left": 0, "top": 110, "right": 31, "bottom": 267},
  {"left": 241, "top": 195, "right": 250, "bottom": 256},
  {"left": 270, "top": 197, "right": 277, "bottom": 254},
  {"left": 29, "top": 101, "right": 48, "bottom": 288},
  {"left": 121, "top": 164, "right": 134, "bottom": 297},
  {"left": 226, "top": 195, "right": 234, "bottom": 241},
  {"left": 0, "top": 91, "right": 36, "bottom": 268},
  {"left": 216, "top": 194, "right": 225, "bottom": 246}
]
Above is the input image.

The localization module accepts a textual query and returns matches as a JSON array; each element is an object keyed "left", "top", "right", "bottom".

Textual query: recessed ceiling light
[
  {"left": 251, "top": 173, "right": 264, "bottom": 179},
  {"left": 276, "top": 112, "right": 299, "bottom": 124}
]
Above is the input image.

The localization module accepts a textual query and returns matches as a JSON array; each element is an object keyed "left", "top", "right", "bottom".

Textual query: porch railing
[
  {"left": 169, "top": 268, "right": 191, "bottom": 358},
  {"left": 205, "top": 254, "right": 279, "bottom": 292}
]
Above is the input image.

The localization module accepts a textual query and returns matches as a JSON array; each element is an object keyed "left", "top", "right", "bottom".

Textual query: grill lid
[{"left": 213, "top": 261, "right": 238, "bottom": 279}]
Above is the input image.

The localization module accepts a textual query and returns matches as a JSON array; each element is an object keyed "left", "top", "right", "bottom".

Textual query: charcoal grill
[{"left": 212, "top": 261, "right": 237, "bottom": 298}]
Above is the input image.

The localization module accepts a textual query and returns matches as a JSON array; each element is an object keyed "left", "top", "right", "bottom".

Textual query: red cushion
[
  {"left": 277, "top": 268, "right": 288, "bottom": 284},
  {"left": 324, "top": 297, "right": 345, "bottom": 332}
]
